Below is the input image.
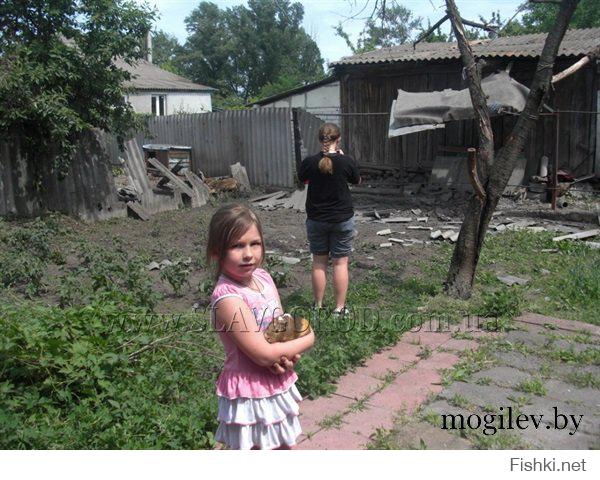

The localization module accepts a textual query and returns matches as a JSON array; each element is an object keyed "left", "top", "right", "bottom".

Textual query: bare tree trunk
[{"left": 444, "top": 0, "right": 580, "bottom": 299}]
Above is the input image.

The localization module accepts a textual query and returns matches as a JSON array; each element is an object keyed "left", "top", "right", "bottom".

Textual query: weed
[
  {"left": 448, "top": 394, "right": 471, "bottom": 409},
  {"left": 420, "top": 410, "right": 441, "bottom": 427},
  {"left": 160, "top": 261, "right": 191, "bottom": 297},
  {"left": 452, "top": 331, "right": 474, "bottom": 340},
  {"left": 507, "top": 394, "right": 532, "bottom": 407},
  {"left": 441, "top": 344, "right": 495, "bottom": 385},
  {"left": 476, "top": 288, "right": 523, "bottom": 319},
  {"left": 263, "top": 255, "right": 291, "bottom": 288},
  {"left": 564, "top": 371, "right": 600, "bottom": 389},
  {"left": 366, "top": 427, "right": 398, "bottom": 449},
  {"left": 318, "top": 412, "right": 344, "bottom": 430},
  {"left": 417, "top": 345, "right": 432, "bottom": 360},
  {"left": 516, "top": 378, "right": 547, "bottom": 396},
  {"left": 475, "top": 377, "right": 492, "bottom": 386}
]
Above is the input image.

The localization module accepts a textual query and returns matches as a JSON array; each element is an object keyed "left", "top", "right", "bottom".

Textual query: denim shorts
[{"left": 306, "top": 216, "right": 357, "bottom": 258}]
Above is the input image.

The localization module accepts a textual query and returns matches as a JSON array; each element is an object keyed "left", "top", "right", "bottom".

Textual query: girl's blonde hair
[
  {"left": 206, "top": 204, "right": 265, "bottom": 279},
  {"left": 318, "top": 123, "right": 341, "bottom": 175}
]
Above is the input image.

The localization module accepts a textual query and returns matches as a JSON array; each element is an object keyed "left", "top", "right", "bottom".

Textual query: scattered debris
[
  {"left": 382, "top": 216, "right": 412, "bottom": 223},
  {"left": 442, "top": 230, "right": 457, "bottom": 240},
  {"left": 147, "top": 261, "right": 161, "bottom": 271},
  {"left": 126, "top": 201, "right": 150, "bottom": 221},
  {"left": 377, "top": 228, "right": 393, "bottom": 236},
  {"left": 407, "top": 226, "right": 433, "bottom": 231},
  {"left": 449, "top": 232, "right": 459, "bottom": 242},
  {"left": 552, "top": 229, "right": 600, "bottom": 242},
  {"left": 585, "top": 241, "right": 600, "bottom": 250},
  {"left": 380, "top": 242, "right": 393, "bottom": 248},
  {"left": 183, "top": 170, "right": 210, "bottom": 207},
  {"left": 430, "top": 230, "right": 443, "bottom": 240},
  {"left": 160, "top": 259, "right": 173, "bottom": 268},
  {"left": 541, "top": 269, "right": 550, "bottom": 276},
  {"left": 497, "top": 275, "right": 529, "bottom": 286},
  {"left": 279, "top": 256, "right": 301, "bottom": 265},
  {"left": 230, "top": 162, "right": 251, "bottom": 192},
  {"left": 205, "top": 176, "right": 238, "bottom": 192},
  {"left": 527, "top": 226, "right": 547, "bottom": 233},
  {"left": 389, "top": 238, "right": 404, "bottom": 244},
  {"left": 417, "top": 217, "right": 429, "bottom": 223},
  {"left": 411, "top": 208, "right": 422, "bottom": 215},
  {"left": 541, "top": 248, "right": 559, "bottom": 253},
  {"left": 364, "top": 209, "right": 394, "bottom": 219},
  {"left": 366, "top": 256, "right": 375, "bottom": 260}
]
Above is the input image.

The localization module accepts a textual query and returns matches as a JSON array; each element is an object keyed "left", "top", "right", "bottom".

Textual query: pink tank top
[{"left": 210, "top": 268, "right": 298, "bottom": 399}]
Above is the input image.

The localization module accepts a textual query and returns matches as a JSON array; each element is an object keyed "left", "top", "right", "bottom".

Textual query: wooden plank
[
  {"left": 553, "top": 229, "right": 600, "bottom": 242},
  {"left": 127, "top": 201, "right": 150, "bottom": 221},
  {"left": 183, "top": 170, "right": 210, "bottom": 207},
  {"left": 147, "top": 157, "right": 194, "bottom": 198}
]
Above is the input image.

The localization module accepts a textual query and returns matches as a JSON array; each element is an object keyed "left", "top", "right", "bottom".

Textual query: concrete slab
[
  {"left": 391, "top": 419, "right": 473, "bottom": 449},
  {"left": 517, "top": 312, "right": 600, "bottom": 336},
  {"left": 542, "top": 379, "right": 600, "bottom": 409},
  {"left": 439, "top": 382, "right": 517, "bottom": 408},
  {"left": 471, "top": 366, "right": 532, "bottom": 388}
]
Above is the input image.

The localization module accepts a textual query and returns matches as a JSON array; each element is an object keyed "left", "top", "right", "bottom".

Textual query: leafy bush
[
  {"left": 0, "top": 217, "right": 62, "bottom": 295},
  {"left": 476, "top": 287, "right": 523, "bottom": 319},
  {"left": 160, "top": 261, "right": 191, "bottom": 297},
  {"left": 0, "top": 293, "right": 221, "bottom": 449}
]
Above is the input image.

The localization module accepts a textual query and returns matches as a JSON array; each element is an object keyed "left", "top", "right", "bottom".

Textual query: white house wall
[
  {"left": 261, "top": 82, "right": 340, "bottom": 122},
  {"left": 127, "top": 92, "right": 212, "bottom": 115}
]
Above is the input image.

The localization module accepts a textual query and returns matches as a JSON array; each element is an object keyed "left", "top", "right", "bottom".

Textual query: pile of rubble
[
  {"left": 250, "top": 188, "right": 307, "bottom": 212},
  {"left": 357, "top": 205, "right": 600, "bottom": 250}
]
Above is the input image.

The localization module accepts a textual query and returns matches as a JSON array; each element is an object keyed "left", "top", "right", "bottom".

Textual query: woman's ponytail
[
  {"left": 318, "top": 123, "right": 341, "bottom": 175},
  {"left": 318, "top": 155, "right": 333, "bottom": 175}
]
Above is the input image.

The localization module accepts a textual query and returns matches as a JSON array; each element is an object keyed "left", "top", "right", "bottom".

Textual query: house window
[{"left": 151, "top": 95, "right": 166, "bottom": 116}]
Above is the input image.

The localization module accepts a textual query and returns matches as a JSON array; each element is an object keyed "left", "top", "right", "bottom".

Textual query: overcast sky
[{"left": 141, "top": 0, "right": 525, "bottom": 65}]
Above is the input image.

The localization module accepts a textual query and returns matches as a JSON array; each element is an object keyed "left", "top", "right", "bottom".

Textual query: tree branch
[
  {"left": 445, "top": 0, "right": 494, "bottom": 176},
  {"left": 460, "top": 17, "right": 498, "bottom": 34},
  {"left": 551, "top": 55, "right": 590, "bottom": 83},
  {"left": 413, "top": 15, "right": 449, "bottom": 47},
  {"left": 490, "top": 0, "right": 580, "bottom": 193},
  {"left": 530, "top": 0, "right": 562, "bottom": 4}
]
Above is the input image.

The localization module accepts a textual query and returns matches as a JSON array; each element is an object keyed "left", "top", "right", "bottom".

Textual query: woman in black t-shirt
[{"left": 298, "top": 123, "right": 361, "bottom": 316}]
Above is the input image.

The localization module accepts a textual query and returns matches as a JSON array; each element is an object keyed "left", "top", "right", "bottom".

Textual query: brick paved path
[{"left": 296, "top": 313, "right": 599, "bottom": 450}]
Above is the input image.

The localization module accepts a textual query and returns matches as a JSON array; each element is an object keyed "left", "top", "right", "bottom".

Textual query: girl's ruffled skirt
[{"left": 215, "top": 384, "right": 303, "bottom": 450}]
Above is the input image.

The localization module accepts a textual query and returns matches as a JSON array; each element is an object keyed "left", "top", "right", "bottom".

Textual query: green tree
[
  {"left": 150, "top": 29, "right": 184, "bottom": 75},
  {"left": 335, "top": 3, "right": 422, "bottom": 53},
  {"left": 0, "top": 0, "right": 156, "bottom": 176},
  {"left": 180, "top": 0, "right": 324, "bottom": 104},
  {"left": 517, "top": 0, "right": 600, "bottom": 33}
]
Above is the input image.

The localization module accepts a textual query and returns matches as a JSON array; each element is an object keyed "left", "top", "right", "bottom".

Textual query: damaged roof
[
  {"left": 114, "top": 58, "right": 215, "bottom": 92},
  {"left": 331, "top": 27, "right": 600, "bottom": 66}
]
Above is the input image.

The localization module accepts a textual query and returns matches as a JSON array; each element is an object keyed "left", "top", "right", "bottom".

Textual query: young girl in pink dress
[{"left": 206, "top": 204, "right": 315, "bottom": 450}]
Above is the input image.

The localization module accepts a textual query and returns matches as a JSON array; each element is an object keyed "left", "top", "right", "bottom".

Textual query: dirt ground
[{"left": 38, "top": 186, "right": 597, "bottom": 317}]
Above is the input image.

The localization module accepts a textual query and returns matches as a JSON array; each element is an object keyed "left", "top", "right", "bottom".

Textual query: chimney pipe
[{"left": 145, "top": 31, "right": 152, "bottom": 63}]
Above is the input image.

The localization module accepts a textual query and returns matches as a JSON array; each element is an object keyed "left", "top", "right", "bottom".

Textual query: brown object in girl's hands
[{"left": 264, "top": 314, "right": 311, "bottom": 343}]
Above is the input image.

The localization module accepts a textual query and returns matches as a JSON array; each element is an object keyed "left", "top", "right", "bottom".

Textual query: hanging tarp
[{"left": 388, "top": 71, "right": 530, "bottom": 137}]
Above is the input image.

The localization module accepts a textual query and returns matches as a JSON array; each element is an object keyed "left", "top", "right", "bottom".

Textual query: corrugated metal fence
[
  {"left": 0, "top": 131, "right": 125, "bottom": 220},
  {"left": 129, "top": 108, "right": 301, "bottom": 188},
  {"left": 1, "top": 108, "right": 325, "bottom": 219}
]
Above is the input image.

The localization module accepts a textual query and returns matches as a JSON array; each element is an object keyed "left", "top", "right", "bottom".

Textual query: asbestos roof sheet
[
  {"left": 331, "top": 27, "right": 600, "bottom": 66},
  {"left": 115, "top": 58, "right": 215, "bottom": 92}
]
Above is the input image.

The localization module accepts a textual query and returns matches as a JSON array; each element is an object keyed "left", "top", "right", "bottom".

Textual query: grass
[
  {"left": 318, "top": 412, "right": 345, "bottom": 430},
  {"left": 564, "top": 371, "right": 600, "bottom": 389},
  {"left": 2, "top": 214, "right": 599, "bottom": 449},
  {"left": 516, "top": 378, "right": 547, "bottom": 396}
]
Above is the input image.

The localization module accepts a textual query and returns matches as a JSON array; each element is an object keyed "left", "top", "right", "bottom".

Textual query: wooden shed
[{"left": 331, "top": 28, "right": 600, "bottom": 181}]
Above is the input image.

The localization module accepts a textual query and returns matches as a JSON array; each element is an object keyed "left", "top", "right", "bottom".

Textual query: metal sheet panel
[{"left": 119, "top": 109, "right": 296, "bottom": 188}]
